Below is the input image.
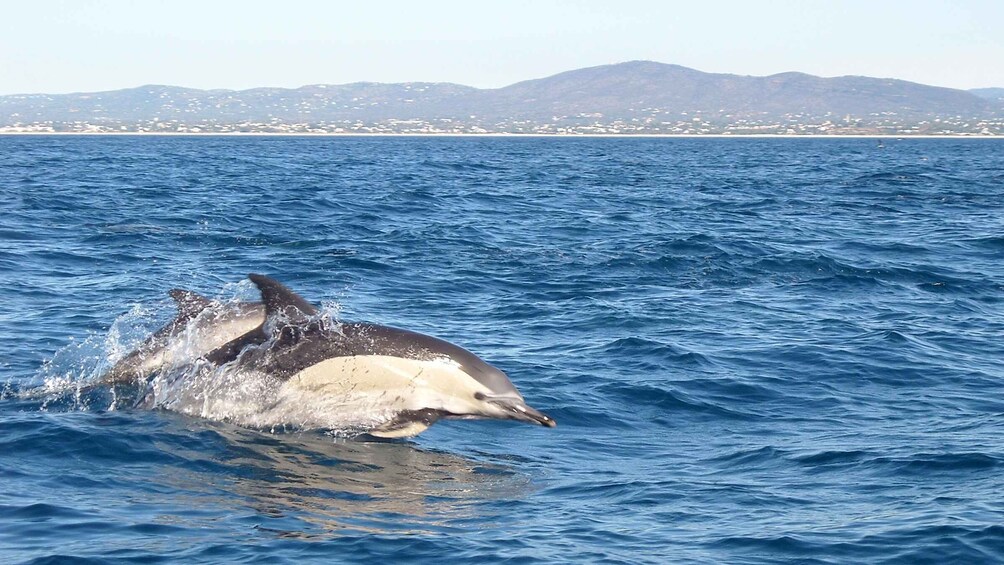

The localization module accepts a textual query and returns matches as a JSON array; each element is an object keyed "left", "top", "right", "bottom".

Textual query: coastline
[{"left": 0, "top": 131, "right": 1000, "bottom": 139}]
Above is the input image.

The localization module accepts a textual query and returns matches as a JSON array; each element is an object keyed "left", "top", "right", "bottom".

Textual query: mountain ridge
[{"left": 2, "top": 61, "right": 1001, "bottom": 135}]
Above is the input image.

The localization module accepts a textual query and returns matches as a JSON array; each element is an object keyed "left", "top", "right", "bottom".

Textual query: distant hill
[
  {"left": 1, "top": 61, "right": 1001, "bottom": 134},
  {"left": 469, "top": 61, "right": 993, "bottom": 120},
  {"left": 970, "top": 88, "right": 1004, "bottom": 103},
  {"left": 0, "top": 82, "right": 478, "bottom": 124}
]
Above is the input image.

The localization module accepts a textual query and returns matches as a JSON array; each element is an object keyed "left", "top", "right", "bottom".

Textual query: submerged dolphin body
[
  {"left": 200, "top": 274, "right": 556, "bottom": 438},
  {"left": 102, "top": 290, "right": 265, "bottom": 383}
]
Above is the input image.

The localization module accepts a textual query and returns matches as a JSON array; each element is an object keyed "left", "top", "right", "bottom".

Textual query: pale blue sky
[{"left": 1, "top": 0, "right": 1001, "bottom": 95}]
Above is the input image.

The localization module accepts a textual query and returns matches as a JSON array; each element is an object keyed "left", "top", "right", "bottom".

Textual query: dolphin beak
[{"left": 491, "top": 398, "right": 557, "bottom": 428}]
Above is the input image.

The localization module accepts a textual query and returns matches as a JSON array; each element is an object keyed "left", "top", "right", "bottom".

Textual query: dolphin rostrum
[{"left": 201, "top": 274, "right": 556, "bottom": 438}]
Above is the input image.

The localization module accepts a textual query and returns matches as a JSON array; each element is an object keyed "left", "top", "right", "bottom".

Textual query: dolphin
[
  {"left": 102, "top": 289, "right": 265, "bottom": 383},
  {"left": 202, "top": 274, "right": 556, "bottom": 438}
]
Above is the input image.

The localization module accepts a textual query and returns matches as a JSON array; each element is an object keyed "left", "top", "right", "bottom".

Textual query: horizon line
[{"left": 1, "top": 131, "right": 1000, "bottom": 139}]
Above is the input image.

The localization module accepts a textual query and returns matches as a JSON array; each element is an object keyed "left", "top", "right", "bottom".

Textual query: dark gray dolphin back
[{"left": 242, "top": 274, "right": 523, "bottom": 399}]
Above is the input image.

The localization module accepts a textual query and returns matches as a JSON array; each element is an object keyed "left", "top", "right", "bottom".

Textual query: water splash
[{"left": 20, "top": 282, "right": 390, "bottom": 436}]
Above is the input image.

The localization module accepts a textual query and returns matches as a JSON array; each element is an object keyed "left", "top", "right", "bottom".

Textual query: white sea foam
[
  {"left": 28, "top": 284, "right": 395, "bottom": 435},
  {"left": 139, "top": 353, "right": 397, "bottom": 436}
]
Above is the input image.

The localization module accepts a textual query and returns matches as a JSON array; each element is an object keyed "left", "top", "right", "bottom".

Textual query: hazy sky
[{"left": 2, "top": 0, "right": 1001, "bottom": 95}]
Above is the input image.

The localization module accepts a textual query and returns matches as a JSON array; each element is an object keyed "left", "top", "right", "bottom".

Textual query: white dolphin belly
[{"left": 267, "top": 356, "right": 496, "bottom": 436}]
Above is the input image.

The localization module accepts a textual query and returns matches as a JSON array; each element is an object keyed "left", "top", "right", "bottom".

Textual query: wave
[
  {"left": 598, "top": 337, "right": 714, "bottom": 367},
  {"left": 710, "top": 525, "right": 1004, "bottom": 563},
  {"left": 595, "top": 381, "right": 760, "bottom": 422},
  {"left": 853, "top": 171, "right": 936, "bottom": 185},
  {"left": 867, "top": 452, "right": 1001, "bottom": 475}
]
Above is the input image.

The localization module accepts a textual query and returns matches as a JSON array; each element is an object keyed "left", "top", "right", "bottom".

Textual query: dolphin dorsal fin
[
  {"left": 248, "top": 274, "right": 318, "bottom": 323},
  {"left": 168, "top": 289, "right": 213, "bottom": 320}
]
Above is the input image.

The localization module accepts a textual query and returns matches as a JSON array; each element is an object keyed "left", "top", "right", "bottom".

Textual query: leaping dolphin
[
  {"left": 201, "top": 274, "right": 556, "bottom": 438},
  {"left": 102, "top": 290, "right": 265, "bottom": 383}
]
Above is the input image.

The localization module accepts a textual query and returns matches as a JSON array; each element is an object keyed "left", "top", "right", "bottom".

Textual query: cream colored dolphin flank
[{"left": 198, "top": 274, "right": 555, "bottom": 438}]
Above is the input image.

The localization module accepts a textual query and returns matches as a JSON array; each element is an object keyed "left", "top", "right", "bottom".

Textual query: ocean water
[{"left": 1, "top": 135, "right": 1004, "bottom": 564}]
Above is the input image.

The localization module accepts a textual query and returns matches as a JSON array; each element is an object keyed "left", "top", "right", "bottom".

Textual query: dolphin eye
[{"left": 474, "top": 392, "right": 486, "bottom": 400}]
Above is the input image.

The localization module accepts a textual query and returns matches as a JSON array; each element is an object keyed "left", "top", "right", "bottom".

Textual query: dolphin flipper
[{"left": 203, "top": 326, "right": 268, "bottom": 366}]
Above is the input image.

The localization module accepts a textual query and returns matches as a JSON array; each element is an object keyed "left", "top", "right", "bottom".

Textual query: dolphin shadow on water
[
  {"left": 198, "top": 425, "right": 536, "bottom": 536},
  {"left": 87, "top": 274, "right": 555, "bottom": 439},
  {"left": 0, "top": 395, "right": 535, "bottom": 537}
]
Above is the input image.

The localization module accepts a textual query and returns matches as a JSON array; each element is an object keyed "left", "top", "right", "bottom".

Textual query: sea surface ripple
[{"left": 1, "top": 136, "right": 1003, "bottom": 563}]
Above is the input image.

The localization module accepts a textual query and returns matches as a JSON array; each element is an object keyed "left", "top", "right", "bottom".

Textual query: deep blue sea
[{"left": 1, "top": 135, "right": 1004, "bottom": 564}]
